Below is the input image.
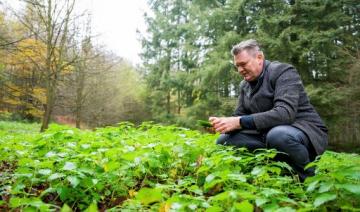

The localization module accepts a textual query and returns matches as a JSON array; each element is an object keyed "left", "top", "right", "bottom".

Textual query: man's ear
[{"left": 256, "top": 52, "right": 264, "bottom": 60}]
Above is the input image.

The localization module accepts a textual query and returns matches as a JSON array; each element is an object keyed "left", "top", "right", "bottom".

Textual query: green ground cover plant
[{"left": 0, "top": 121, "right": 359, "bottom": 211}]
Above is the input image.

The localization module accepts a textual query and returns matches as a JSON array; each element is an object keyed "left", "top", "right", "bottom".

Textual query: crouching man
[{"left": 210, "top": 39, "right": 328, "bottom": 181}]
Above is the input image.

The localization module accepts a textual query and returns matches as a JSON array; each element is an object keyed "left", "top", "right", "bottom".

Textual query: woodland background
[{"left": 0, "top": 0, "right": 359, "bottom": 152}]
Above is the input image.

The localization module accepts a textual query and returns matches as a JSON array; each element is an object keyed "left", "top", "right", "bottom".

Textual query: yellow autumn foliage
[
  {"left": 60, "top": 61, "right": 74, "bottom": 76},
  {"left": 7, "top": 38, "right": 46, "bottom": 71},
  {"left": 2, "top": 97, "right": 21, "bottom": 106},
  {"left": 2, "top": 80, "right": 45, "bottom": 120},
  {"left": 32, "top": 87, "right": 46, "bottom": 104},
  {"left": 27, "top": 108, "right": 44, "bottom": 118},
  {"left": 6, "top": 38, "right": 74, "bottom": 75}
]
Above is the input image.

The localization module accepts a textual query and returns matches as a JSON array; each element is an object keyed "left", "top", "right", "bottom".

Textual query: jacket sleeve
[
  {"left": 252, "top": 67, "right": 301, "bottom": 130},
  {"left": 232, "top": 80, "right": 247, "bottom": 116}
]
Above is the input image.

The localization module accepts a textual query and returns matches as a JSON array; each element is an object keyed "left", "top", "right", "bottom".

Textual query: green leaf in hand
[{"left": 197, "top": 120, "right": 213, "bottom": 127}]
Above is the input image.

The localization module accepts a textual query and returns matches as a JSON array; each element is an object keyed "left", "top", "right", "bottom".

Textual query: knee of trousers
[
  {"left": 266, "top": 126, "right": 295, "bottom": 150},
  {"left": 216, "top": 134, "right": 229, "bottom": 145}
]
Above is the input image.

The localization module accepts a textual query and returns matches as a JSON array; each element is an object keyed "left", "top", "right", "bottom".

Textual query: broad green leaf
[
  {"left": 204, "top": 179, "right": 223, "bottom": 192},
  {"left": 135, "top": 188, "right": 162, "bottom": 205},
  {"left": 318, "top": 182, "right": 333, "bottom": 193},
  {"left": 228, "top": 173, "right": 247, "bottom": 182},
  {"left": 13, "top": 183, "right": 26, "bottom": 192},
  {"left": 121, "top": 152, "right": 138, "bottom": 161},
  {"left": 211, "top": 191, "right": 236, "bottom": 202},
  {"left": 275, "top": 207, "right": 296, "bottom": 212},
  {"left": 84, "top": 202, "right": 98, "bottom": 212},
  {"left": 48, "top": 173, "right": 65, "bottom": 181},
  {"left": 67, "top": 176, "right": 80, "bottom": 188},
  {"left": 18, "top": 158, "right": 33, "bottom": 166},
  {"left": 92, "top": 179, "right": 99, "bottom": 185},
  {"left": 81, "top": 144, "right": 91, "bottom": 149},
  {"left": 65, "top": 129, "right": 74, "bottom": 135},
  {"left": 205, "top": 174, "right": 215, "bottom": 183},
  {"left": 188, "top": 185, "right": 203, "bottom": 195},
  {"left": 266, "top": 166, "right": 281, "bottom": 175},
  {"left": 63, "top": 162, "right": 76, "bottom": 171},
  {"left": 188, "top": 204, "right": 197, "bottom": 210},
  {"left": 38, "top": 169, "right": 52, "bottom": 175},
  {"left": 234, "top": 200, "right": 254, "bottom": 212},
  {"left": 206, "top": 206, "right": 223, "bottom": 212},
  {"left": 57, "top": 187, "right": 71, "bottom": 201},
  {"left": 256, "top": 198, "right": 268, "bottom": 207},
  {"left": 9, "top": 197, "right": 50, "bottom": 210},
  {"left": 61, "top": 204, "right": 72, "bottom": 212},
  {"left": 251, "top": 167, "right": 264, "bottom": 176},
  {"left": 336, "top": 166, "right": 360, "bottom": 180},
  {"left": 336, "top": 184, "right": 360, "bottom": 195},
  {"left": 313, "top": 193, "right": 337, "bottom": 207},
  {"left": 39, "top": 187, "right": 56, "bottom": 197},
  {"left": 262, "top": 202, "right": 279, "bottom": 211},
  {"left": 170, "top": 202, "right": 182, "bottom": 210},
  {"left": 277, "top": 197, "right": 297, "bottom": 205},
  {"left": 260, "top": 188, "right": 282, "bottom": 197},
  {"left": 306, "top": 180, "right": 319, "bottom": 192},
  {"left": 104, "top": 161, "right": 120, "bottom": 172},
  {"left": 10, "top": 197, "right": 26, "bottom": 208}
]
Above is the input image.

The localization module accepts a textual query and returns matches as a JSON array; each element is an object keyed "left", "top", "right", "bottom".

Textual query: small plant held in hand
[
  {"left": 197, "top": 120, "right": 216, "bottom": 133},
  {"left": 197, "top": 120, "right": 213, "bottom": 127}
]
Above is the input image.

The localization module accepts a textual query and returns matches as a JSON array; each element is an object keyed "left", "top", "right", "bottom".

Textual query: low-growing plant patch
[{"left": 0, "top": 121, "right": 359, "bottom": 211}]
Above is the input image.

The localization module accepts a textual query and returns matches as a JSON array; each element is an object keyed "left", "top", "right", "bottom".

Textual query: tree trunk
[
  {"left": 177, "top": 89, "right": 181, "bottom": 114},
  {"left": 75, "top": 106, "right": 81, "bottom": 128},
  {"left": 166, "top": 91, "right": 171, "bottom": 114},
  {"left": 75, "top": 67, "right": 85, "bottom": 129},
  {"left": 40, "top": 82, "right": 54, "bottom": 132}
]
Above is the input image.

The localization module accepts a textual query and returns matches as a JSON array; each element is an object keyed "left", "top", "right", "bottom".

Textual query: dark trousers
[{"left": 216, "top": 125, "right": 316, "bottom": 181}]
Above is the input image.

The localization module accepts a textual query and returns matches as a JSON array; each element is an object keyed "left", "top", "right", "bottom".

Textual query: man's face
[{"left": 233, "top": 50, "right": 264, "bottom": 82}]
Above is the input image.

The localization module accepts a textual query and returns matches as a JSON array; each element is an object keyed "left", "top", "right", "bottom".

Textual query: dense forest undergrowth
[{"left": 0, "top": 121, "right": 359, "bottom": 211}]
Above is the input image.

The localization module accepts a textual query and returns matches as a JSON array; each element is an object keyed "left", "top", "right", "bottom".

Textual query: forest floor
[{"left": 0, "top": 121, "right": 359, "bottom": 211}]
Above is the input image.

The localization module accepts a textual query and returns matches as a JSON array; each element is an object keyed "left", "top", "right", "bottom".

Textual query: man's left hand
[{"left": 209, "top": 116, "right": 241, "bottom": 134}]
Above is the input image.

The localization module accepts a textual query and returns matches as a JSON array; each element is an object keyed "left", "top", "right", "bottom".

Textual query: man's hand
[{"left": 209, "top": 116, "right": 241, "bottom": 134}]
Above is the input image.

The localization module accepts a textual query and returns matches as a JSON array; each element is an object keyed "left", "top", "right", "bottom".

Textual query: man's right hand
[{"left": 209, "top": 116, "right": 241, "bottom": 134}]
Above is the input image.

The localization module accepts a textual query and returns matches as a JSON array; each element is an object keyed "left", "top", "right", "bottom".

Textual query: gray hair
[{"left": 231, "top": 39, "right": 263, "bottom": 56}]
